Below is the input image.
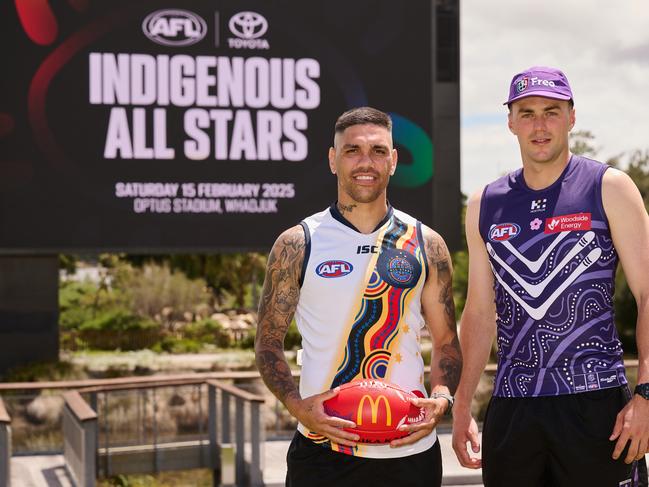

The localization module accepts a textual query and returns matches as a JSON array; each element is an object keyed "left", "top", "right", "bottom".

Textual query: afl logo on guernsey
[
  {"left": 489, "top": 223, "right": 520, "bottom": 242},
  {"left": 316, "top": 260, "right": 353, "bottom": 278}
]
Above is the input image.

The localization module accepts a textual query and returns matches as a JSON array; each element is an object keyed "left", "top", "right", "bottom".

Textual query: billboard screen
[{"left": 0, "top": 0, "right": 459, "bottom": 252}]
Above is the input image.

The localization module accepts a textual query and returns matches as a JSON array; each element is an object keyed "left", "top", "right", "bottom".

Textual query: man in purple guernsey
[{"left": 451, "top": 66, "right": 649, "bottom": 486}]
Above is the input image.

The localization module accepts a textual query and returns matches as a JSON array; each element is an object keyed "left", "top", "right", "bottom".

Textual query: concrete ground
[
  {"left": 14, "top": 435, "right": 649, "bottom": 487},
  {"left": 11, "top": 455, "right": 74, "bottom": 487},
  {"left": 10, "top": 431, "right": 482, "bottom": 487},
  {"left": 262, "top": 431, "right": 483, "bottom": 487}
]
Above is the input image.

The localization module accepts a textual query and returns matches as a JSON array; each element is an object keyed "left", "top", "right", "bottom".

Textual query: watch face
[{"left": 635, "top": 383, "right": 649, "bottom": 399}]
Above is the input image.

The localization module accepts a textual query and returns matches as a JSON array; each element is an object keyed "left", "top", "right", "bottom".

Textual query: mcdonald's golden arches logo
[{"left": 356, "top": 394, "right": 392, "bottom": 426}]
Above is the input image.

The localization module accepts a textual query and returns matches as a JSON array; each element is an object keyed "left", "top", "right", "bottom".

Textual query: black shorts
[
  {"left": 285, "top": 431, "right": 442, "bottom": 487},
  {"left": 482, "top": 386, "right": 648, "bottom": 487}
]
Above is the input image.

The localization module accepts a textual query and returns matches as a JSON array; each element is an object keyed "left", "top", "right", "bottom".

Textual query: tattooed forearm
[
  {"left": 337, "top": 202, "right": 357, "bottom": 217},
  {"left": 255, "top": 226, "right": 305, "bottom": 406},
  {"left": 425, "top": 230, "right": 457, "bottom": 331},
  {"left": 256, "top": 350, "right": 300, "bottom": 403},
  {"left": 438, "top": 337, "right": 462, "bottom": 394}
]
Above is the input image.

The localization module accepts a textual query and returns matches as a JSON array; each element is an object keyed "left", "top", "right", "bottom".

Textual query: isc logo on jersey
[
  {"left": 489, "top": 223, "right": 520, "bottom": 242},
  {"left": 316, "top": 260, "right": 353, "bottom": 278}
]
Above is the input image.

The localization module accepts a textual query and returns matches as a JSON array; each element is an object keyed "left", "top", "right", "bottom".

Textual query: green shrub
[
  {"left": 119, "top": 264, "right": 213, "bottom": 326},
  {"left": 78, "top": 309, "right": 161, "bottom": 350},
  {"left": 59, "top": 281, "right": 101, "bottom": 330},
  {"left": 181, "top": 318, "right": 231, "bottom": 348},
  {"left": 153, "top": 337, "right": 203, "bottom": 354},
  {"left": 3, "top": 360, "right": 80, "bottom": 383}
]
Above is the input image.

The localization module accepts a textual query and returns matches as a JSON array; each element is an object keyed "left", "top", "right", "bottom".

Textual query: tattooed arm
[
  {"left": 255, "top": 225, "right": 304, "bottom": 407},
  {"left": 421, "top": 225, "right": 462, "bottom": 396},
  {"left": 255, "top": 225, "right": 358, "bottom": 445},
  {"left": 391, "top": 225, "right": 462, "bottom": 447}
]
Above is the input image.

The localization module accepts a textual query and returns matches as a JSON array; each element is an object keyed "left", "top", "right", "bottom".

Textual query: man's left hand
[
  {"left": 389, "top": 396, "right": 448, "bottom": 448},
  {"left": 610, "top": 394, "right": 649, "bottom": 463}
]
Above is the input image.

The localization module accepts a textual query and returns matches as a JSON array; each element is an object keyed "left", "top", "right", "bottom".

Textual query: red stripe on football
[{"left": 323, "top": 379, "right": 424, "bottom": 444}]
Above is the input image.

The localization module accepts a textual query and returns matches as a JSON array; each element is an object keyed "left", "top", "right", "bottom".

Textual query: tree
[
  {"left": 569, "top": 130, "right": 599, "bottom": 158},
  {"left": 127, "top": 253, "right": 267, "bottom": 310}
]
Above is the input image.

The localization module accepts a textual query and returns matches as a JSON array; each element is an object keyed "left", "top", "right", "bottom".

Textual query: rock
[
  {"left": 25, "top": 394, "right": 65, "bottom": 425},
  {"left": 210, "top": 313, "right": 230, "bottom": 325},
  {"left": 239, "top": 313, "right": 256, "bottom": 325},
  {"left": 168, "top": 393, "right": 186, "bottom": 407}
]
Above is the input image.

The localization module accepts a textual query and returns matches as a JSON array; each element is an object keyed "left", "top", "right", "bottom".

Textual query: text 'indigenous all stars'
[{"left": 89, "top": 53, "right": 321, "bottom": 161}]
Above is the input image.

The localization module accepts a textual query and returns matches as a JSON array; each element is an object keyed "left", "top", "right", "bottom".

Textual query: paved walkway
[
  {"left": 10, "top": 431, "right": 482, "bottom": 486},
  {"left": 11, "top": 455, "right": 74, "bottom": 487},
  {"left": 263, "top": 431, "right": 483, "bottom": 486}
]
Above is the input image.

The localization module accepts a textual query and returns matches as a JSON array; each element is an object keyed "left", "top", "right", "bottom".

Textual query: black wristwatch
[{"left": 634, "top": 383, "right": 649, "bottom": 400}]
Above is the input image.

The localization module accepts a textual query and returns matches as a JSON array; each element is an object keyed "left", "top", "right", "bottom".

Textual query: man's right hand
[
  {"left": 452, "top": 407, "right": 482, "bottom": 469},
  {"left": 287, "top": 388, "right": 360, "bottom": 446}
]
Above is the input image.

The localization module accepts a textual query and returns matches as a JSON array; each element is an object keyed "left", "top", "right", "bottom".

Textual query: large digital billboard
[{"left": 0, "top": 0, "right": 459, "bottom": 252}]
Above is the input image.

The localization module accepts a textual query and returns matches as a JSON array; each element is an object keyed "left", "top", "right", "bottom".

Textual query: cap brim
[{"left": 504, "top": 90, "right": 572, "bottom": 105}]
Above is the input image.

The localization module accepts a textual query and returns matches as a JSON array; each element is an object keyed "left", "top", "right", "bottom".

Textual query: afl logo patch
[
  {"left": 489, "top": 223, "right": 520, "bottom": 242},
  {"left": 377, "top": 249, "right": 421, "bottom": 289},
  {"left": 316, "top": 260, "right": 353, "bottom": 278}
]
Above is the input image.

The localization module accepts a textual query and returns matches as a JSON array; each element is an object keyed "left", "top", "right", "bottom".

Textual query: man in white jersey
[
  {"left": 255, "top": 107, "right": 462, "bottom": 486},
  {"left": 452, "top": 66, "right": 649, "bottom": 486}
]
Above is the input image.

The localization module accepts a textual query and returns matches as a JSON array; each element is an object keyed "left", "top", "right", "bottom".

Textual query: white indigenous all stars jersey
[{"left": 295, "top": 204, "right": 436, "bottom": 458}]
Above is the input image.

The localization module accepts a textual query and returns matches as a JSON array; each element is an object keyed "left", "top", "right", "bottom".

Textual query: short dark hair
[
  {"left": 334, "top": 106, "right": 392, "bottom": 134},
  {"left": 507, "top": 98, "right": 574, "bottom": 111}
]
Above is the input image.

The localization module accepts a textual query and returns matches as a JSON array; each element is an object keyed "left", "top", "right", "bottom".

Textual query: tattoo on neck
[{"left": 338, "top": 202, "right": 357, "bottom": 216}]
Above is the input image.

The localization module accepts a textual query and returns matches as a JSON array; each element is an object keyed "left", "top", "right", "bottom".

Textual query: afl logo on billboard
[
  {"left": 489, "top": 223, "right": 521, "bottom": 242},
  {"left": 142, "top": 9, "right": 207, "bottom": 46},
  {"left": 228, "top": 12, "right": 270, "bottom": 49},
  {"left": 316, "top": 261, "right": 353, "bottom": 278}
]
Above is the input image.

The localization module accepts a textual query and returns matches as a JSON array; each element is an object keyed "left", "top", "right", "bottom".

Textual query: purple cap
[{"left": 504, "top": 66, "right": 573, "bottom": 105}]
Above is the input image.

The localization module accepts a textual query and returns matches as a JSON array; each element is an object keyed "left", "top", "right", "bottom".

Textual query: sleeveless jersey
[
  {"left": 295, "top": 204, "right": 435, "bottom": 458},
  {"left": 479, "top": 156, "right": 626, "bottom": 398}
]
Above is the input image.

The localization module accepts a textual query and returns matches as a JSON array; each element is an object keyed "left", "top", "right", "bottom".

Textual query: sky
[{"left": 460, "top": 0, "right": 649, "bottom": 196}]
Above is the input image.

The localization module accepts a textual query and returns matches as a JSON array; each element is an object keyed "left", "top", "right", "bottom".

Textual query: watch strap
[
  {"left": 634, "top": 383, "right": 649, "bottom": 400},
  {"left": 431, "top": 392, "right": 454, "bottom": 414}
]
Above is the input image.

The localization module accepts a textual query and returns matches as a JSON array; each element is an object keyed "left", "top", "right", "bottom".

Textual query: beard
[{"left": 339, "top": 176, "right": 389, "bottom": 204}]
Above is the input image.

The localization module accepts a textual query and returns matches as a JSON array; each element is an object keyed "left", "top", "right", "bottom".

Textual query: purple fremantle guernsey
[{"left": 479, "top": 155, "right": 627, "bottom": 397}]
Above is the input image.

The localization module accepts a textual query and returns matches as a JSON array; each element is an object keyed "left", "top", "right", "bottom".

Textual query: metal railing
[
  {"left": 80, "top": 381, "right": 212, "bottom": 478},
  {"left": 0, "top": 397, "right": 11, "bottom": 487},
  {"left": 208, "top": 380, "right": 265, "bottom": 487},
  {"left": 63, "top": 391, "right": 98, "bottom": 487},
  {"left": 75, "top": 377, "right": 265, "bottom": 486}
]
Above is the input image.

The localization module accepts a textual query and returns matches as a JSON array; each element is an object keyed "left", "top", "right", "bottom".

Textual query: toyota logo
[{"left": 228, "top": 11, "right": 268, "bottom": 39}]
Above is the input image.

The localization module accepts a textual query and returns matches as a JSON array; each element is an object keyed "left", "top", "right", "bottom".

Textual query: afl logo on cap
[
  {"left": 316, "top": 260, "right": 353, "bottom": 278},
  {"left": 489, "top": 223, "right": 521, "bottom": 242}
]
